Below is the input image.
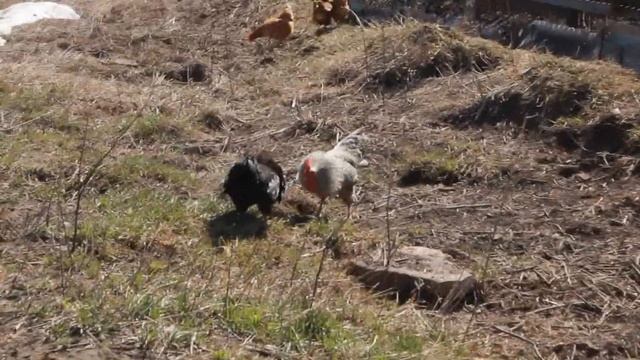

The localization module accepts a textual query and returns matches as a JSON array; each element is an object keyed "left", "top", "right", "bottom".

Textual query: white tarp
[{"left": 0, "top": 2, "right": 80, "bottom": 46}]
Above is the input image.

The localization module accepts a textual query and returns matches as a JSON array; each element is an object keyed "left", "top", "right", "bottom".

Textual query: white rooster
[{"left": 297, "top": 128, "right": 367, "bottom": 218}]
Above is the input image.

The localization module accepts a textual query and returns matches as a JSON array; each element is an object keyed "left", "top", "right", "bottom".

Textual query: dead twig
[
  {"left": 68, "top": 115, "right": 140, "bottom": 252},
  {"left": 440, "top": 203, "right": 491, "bottom": 210},
  {"left": 243, "top": 343, "right": 288, "bottom": 359},
  {"left": 491, "top": 325, "right": 544, "bottom": 360},
  {"left": 68, "top": 95, "right": 152, "bottom": 253}
]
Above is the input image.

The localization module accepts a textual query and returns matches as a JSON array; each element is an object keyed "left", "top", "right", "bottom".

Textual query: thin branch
[
  {"left": 384, "top": 178, "right": 392, "bottom": 267},
  {"left": 491, "top": 325, "right": 544, "bottom": 360},
  {"left": 68, "top": 97, "right": 152, "bottom": 253},
  {"left": 223, "top": 244, "right": 234, "bottom": 317},
  {"left": 309, "top": 220, "right": 346, "bottom": 308},
  {"left": 463, "top": 224, "right": 497, "bottom": 338}
]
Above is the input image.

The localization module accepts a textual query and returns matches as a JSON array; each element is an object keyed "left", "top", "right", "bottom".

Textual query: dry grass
[
  {"left": 1, "top": 0, "right": 640, "bottom": 359},
  {"left": 326, "top": 22, "right": 503, "bottom": 91}
]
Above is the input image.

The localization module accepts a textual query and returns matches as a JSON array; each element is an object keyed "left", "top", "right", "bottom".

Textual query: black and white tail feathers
[{"left": 222, "top": 151, "right": 286, "bottom": 215}]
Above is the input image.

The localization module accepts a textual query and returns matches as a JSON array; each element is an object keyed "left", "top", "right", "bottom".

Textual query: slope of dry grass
[{"left": 1, "top": 0, "right": 640, "bottom": 359}]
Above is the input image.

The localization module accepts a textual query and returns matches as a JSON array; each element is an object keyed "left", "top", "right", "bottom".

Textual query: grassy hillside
[{"left": 1, "top": 0, "right": 640, "bottom": 359}]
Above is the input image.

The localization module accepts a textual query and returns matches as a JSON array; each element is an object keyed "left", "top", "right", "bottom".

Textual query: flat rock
[{"left": 346, "top": 246, "right": 483, "bottom": 313}]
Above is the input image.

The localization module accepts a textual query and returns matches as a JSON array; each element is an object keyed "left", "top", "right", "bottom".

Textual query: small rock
[
  {"left": 69, "top": 325, "right": 83, "bottom": 337},
  {"left": 558, "top": 165, "right": 580, "bottom": 178},
  {"left": 260, "top": 57, "right": 275, "bottom": 65},
  {"left": 300, "top": 44, "right": 320, "bottom": 55},
  {"left": 609, "top": 219, "right": 625, "bottom": 227},
  {"left": 166, "top": 62, "right": 207, "bottom": 82},
  {"left": 199, "top": 110, "right": 226, "bottom": 131},
  {"left": 535, "top": 155, "right": 557, "bottom": 164},
  {"left": 442, "top": 247, "right": 470, "bottom": 261},
  {"left": 575, "top": 172, "right": 591, "bottom": 181},
  {"left": 346, "top": 246, "right": 483, "bottom": 313},
  {"left": 565, "top": 222, "right": 602, "bottom": 236}
]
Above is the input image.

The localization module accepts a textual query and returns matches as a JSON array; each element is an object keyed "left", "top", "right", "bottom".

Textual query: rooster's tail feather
[{"left": 328, "top": 127, "right": 368, "bottom": 166}]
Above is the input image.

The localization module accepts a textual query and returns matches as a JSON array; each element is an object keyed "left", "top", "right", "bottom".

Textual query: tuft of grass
[
  {"left": 128, "top": 293, "right": 163, "bottom": 320},
  {"left": 196, "top": 108, "right": 232, "bottom": 131},
  {"left": 325, "top": 22, "right": 502, "bottom": 91},
  {"left": 130, "top": 114, "right": 184, "bottom": 143},
  {"left": 397, "top": 149, "right": 465, "bottom": 187},
  {"left": 212, "top": 350, "right": 231, "bottom": 360},
  {"left": 284, "top": 308, "right": 351, "bottom": 353},
  {"left": 628, "top": 126, "right": 640, "bottom": 143},
  {"left": 223, "top": 300, "right": 352, "bottom": 354},
  {"left": 554, "top": 116, "right": 588, "bottom": 128},
  {"left": 408, "top": 149, "right": 461, "bottom": 174},
  {"left": 306, "top": 219, "right": 332, "bottom": 237},
  {"left": 392, "top": 331, "right": 424, "bottom": 354},
  {"left": 224, "top": 301, "right": 268, "bottom": 336},
  {"left": 0, "top": 83, "right": 68, "bottom": 120}
]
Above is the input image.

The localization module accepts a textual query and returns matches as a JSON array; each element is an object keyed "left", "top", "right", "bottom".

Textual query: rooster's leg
[
  {"left": 316, "top": 198, "right": 325, "bottom": 217},
  {"left": 346, "top": 203, "right": 351, "bottom": 219}
]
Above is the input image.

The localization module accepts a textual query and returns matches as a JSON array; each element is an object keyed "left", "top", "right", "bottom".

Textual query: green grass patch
[
  {"left": 554, "top": 116, "right": 588, "bottom": 127},
  {"left": 0, "top": 130, "right": 79, "bottom": 168},
  {"left": 78, "top": 188, "right": 216, "bottom": 248},
  {"left": 0, "top": 82, "right": 71, "bottom": 131},
  {"left": 285, "top": 308, "right": 352, "bottom": 353},
  {"left": 398, "top": 149, "right": 465, "bottom": 187},
  {"left": 212, "top": 350, "right": 231, "bottom": 360},
  {"left": 223, "top": 300, "right": 352, "bottom": 354},
  {"left": 0, "top": 83, "right": 66, "bottom": 112},
  {"left": 408, "top": 149, "right": 461, "bottom": 174},
  {"left": 392, "top": 331, "right": 424, "bottom": 354},
  {"left": 103, "top": 155, "right": 196, "bottom": 188},
  {"left": 129, "top": 114, "right": 184, "bottom": 143}
]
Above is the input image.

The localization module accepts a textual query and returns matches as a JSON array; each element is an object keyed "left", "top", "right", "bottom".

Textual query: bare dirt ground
[{"left": 1, "top": 0, "right": 640, "bottom": 359}]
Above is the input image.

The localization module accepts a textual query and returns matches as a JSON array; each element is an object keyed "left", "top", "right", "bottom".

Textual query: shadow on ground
[{"left": 206, "top": 211, "right": 267, "bottom": 246}]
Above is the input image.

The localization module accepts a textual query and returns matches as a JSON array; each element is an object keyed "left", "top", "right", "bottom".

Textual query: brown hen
[
  {"left": 330, "top": 0, "right": 351, "bottom": 24},
  {"left": 247, "top": 4, "right": 294, "bottom": 42},
  {"left": 312, "top": 0, "right": 333, "bottom": 26}
]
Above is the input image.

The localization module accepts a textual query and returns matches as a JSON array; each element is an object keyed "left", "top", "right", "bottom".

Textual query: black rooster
[{"left": 222, "top": 151, "right": 286, "bottom": 215}]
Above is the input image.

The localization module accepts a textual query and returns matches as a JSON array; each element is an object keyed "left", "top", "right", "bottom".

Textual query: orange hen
[{"left": 247, "top": 5, "right": 294, "bottom": 42}]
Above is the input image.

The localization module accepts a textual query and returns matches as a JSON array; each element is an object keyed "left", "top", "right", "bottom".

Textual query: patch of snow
[{"left": 0, "top": 2, "right": 80, "bottom": 45}]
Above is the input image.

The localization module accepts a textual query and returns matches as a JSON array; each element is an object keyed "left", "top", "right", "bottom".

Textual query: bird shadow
[
  {"left": 314, "top": 26, "right": 338, "bottom": 37},
  {"left": 206, "top": 211, "right": 267, "bottom": 247},
  {"left": 270, "top": 207, "right": 316, "bottom": 226},
  {"left": 287, "top": 213, "right": 317, "bottom": 226}
]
